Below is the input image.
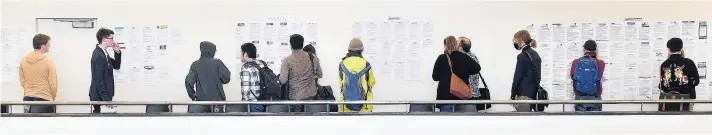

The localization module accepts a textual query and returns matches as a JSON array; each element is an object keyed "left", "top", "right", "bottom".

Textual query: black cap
[
  {"left": 667, "top": 38, "right": 683, "bottom": 52},
  {"left": 583, "top": 40, "right": 597, "bottom": 51}
]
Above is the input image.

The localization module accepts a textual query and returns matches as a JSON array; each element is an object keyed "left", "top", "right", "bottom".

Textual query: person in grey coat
[{"left": 185, "top": 41, "right": 231, "bottom": 113}]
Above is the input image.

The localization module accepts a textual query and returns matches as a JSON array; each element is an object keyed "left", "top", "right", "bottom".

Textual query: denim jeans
[
  {"left": 439, "top": 105, "right": 454, "bottom": 112},
  {"left": 250, "top": 105, "right": 265, "bottom": 112},
  {"left": 575, "top": 95, "right": 602, "bottom": 111}
]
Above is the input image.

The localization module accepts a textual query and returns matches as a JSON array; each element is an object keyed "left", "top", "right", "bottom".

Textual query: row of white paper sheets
[
  {"left": 527, "top": 20, "right": 710, "bottom": 100},
  {"left": 1, "top": 28, "right": 31, "bottom": 84},
  {"left": 111, "top": 25, "right": 182, "bottom": 87},
  {"left": 351, "top": 21, "right": 434, "bottom": 81},
  {"left": 235, "top": 21, "right": 318, "bottom": 75}
]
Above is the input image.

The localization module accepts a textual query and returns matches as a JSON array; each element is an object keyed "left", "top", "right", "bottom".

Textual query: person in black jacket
[
  {"left": 510, "top": 30, "right": 541, "bottom": 112},
  {"left": 431, "top": 36, "right": 481, "bottom": 112},
  {"left": 659, "top": 38, "right": 699, "bottom": 111},
  {"left": 185, "top": 41, "right": 231, "bottom": 113},
  {"left": 89, "top": 28, "right": 121, "bottom": 113}
]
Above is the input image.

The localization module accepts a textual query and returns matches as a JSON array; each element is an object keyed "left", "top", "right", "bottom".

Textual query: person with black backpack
[
  {"left": 240, "top": 43, "right": 267, "bottom": 112},
  {"left": 658, "top": 38, "right": 700, "bottom": 111},
  {"left": 570, "top": 40, "right": 605, "bottom": 111}
]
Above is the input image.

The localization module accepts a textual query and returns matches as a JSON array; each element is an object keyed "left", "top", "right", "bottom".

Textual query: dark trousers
[
  {"left": 92, "top": 105, "right": 101, "bottom": 113},
  {"left": 23, "top": 96, "right": 55, "bottom": 113},
  {"left": 290, "top": 96, "right": 314, "bottom": 112},
  {"left": 658, "top": 103, "right": 691, "bottom": 111},
  {"left": 658, "top": 92, "right": 692, "bottom": 111},
  {"left": 1, "top": 104, "right": 8, "bottom": 113},
  {"left": 188, "top": 105, "right": 225, "bottom": 113}
]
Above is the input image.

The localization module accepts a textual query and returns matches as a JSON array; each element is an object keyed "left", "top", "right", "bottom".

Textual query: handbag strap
[
  {"left": 479, "top": 74, "right": 488, "bottom": 89},
  {"left": 307, "top": 53, "right": 320, "bottom": 87},
  {"left": 445, "top": 54, "right": 454, "bottom": 72},
  {"left": 523, "top": 51, "right": 542, "bottom": 91}
]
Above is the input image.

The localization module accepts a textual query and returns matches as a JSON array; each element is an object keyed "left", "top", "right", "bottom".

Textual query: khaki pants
[{"left": 514, "top": 96, "right": 532, "bottom": 112}]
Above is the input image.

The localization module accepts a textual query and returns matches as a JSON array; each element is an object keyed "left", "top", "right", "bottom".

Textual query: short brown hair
[
  {"left": 443, "top": 36, "right": 459, "bottom": 54},
  {"left": 513, "top": 30, "right": 537, "bottom": 48},
  {"left": 32, "top": 34, "right": 51, "bottom": 49}
]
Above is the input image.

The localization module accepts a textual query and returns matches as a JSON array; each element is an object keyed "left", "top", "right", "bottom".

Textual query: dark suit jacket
[{"left": 89, "top": 45, "right": 121, "bottom": 101}]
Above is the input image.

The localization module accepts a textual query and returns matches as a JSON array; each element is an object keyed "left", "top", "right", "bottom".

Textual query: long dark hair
[{"left": 303, "top": 44, "right": 316, "bottom": 55}]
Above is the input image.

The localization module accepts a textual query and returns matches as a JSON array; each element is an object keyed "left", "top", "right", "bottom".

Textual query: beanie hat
[
  {"left": 667, "top": 38, "right": 683, "bottom": 52},
  {"left": 348, "top": 38, "right": 364, "bottom": 51},
  {"left": 583, "top": 40, "right": 597, "bottom": 51}
]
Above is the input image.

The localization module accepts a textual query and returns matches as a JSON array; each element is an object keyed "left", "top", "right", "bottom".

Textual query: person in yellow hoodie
[
  {"left": 339, "top": 38, "right": 376, "bottom": 112},
  {"left": 19, "top": 34, "right": 58, "bottom": 113}
]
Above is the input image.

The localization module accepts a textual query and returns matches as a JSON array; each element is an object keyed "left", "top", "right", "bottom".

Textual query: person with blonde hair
[
  {"left": 510, "top": 30, "right": 542, "bottom": 112},
  {"left": 431, "top": 36, "right": 481, "bottom": 112}
]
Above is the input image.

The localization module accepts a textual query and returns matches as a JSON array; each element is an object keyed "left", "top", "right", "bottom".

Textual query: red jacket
[{"left": 570, "top": 52, "right": 605, "bottom": 96}]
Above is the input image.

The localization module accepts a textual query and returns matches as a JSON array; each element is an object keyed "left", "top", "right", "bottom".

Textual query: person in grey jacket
[
  {"left": 510, "top": 30, "right": 541, "bottom": 112},
  {"left": 185, "top": 41, "right": 231, "bottom": 113}
]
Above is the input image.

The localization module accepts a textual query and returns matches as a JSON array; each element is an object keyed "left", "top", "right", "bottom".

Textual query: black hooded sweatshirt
[{"left": 185, "top": 41, "right": 231, "bottom": 101}]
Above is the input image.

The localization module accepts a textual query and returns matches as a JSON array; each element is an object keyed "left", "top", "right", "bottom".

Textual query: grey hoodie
[{"left": 185, "top": 41, "right": 231, "bottom": 101}]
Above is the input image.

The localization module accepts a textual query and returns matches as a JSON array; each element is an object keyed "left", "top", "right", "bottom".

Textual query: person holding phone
[{"left": 89, "top": 28, "right": 122, "bottom": 113}]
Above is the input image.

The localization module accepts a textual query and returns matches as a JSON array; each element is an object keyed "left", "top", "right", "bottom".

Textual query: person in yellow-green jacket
[{"left": 339, "top": 38, "right": 376, "bottom": 112}]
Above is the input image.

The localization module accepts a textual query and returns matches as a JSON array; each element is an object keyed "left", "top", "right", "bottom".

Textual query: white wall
[{"left": 2, "top": 0, "right": 712, "bottom": 113}]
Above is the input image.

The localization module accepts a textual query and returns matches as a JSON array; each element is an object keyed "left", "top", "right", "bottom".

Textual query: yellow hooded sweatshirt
[{"left": 19, "top": 51, "right": 58, "bottom": 101}]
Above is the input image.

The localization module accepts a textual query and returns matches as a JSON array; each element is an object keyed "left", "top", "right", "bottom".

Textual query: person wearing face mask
[
  {"left": 19, "top": 34, "right": 58, "bottom": 113},
  {"left": 89, "top": 28, "right": 122, "bottom": 113},
  {"left": 510, "top": 30, "right": 541, "bottom": 112}
]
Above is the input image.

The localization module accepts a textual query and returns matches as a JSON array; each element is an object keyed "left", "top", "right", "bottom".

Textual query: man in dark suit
[{"left": 89, "top": 28, "right": 121, "bottom": 113}]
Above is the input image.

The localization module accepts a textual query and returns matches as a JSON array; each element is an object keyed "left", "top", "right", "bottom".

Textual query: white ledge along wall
[{"left": 1, "top": 0, "right": 711, "bottom": 113}]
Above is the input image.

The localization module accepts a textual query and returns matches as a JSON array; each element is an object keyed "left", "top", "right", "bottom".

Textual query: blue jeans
[
  {"left": 575, "top": 95, "right": 602, "bottom": 111},
  {"left": 250, "top": 105, "right": 265, "bottom": 112},
  {"left": 440, "top": 105, "right": 454, "bottom": 112}
]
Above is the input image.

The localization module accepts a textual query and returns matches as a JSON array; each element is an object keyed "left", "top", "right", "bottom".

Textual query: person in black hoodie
[
  {"left": 89, "top": 28, "right": 121, "bottom": 113},
  {"left": 431, "top": 36, "right": 481, "bottom": 112},
  {"left": 659, "top": 38, "right": 699, "bottom": 111},
  {"left": 185, "top": 41, "right": 231, "bottom": 113},
  {"left": 510, "top": 30, "right": 541, "bottom": 112}
]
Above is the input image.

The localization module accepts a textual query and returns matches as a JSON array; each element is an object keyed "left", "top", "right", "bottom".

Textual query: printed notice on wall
[
  {"left": 525, "top": 19, "right": 709, "bottom": 99},
  {"left": 352, "top": 18, "right": 434, "bottom": 80}
]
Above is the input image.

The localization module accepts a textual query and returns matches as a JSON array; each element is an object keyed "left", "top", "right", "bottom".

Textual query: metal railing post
[
  {"left": 562, "top": 104, "right": 565, "bottom": 112},
  {"left": 247, "top": 103, "right": 251, "bottom": 113}
]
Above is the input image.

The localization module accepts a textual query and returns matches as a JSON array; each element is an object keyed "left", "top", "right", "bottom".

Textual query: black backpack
[{"left": 248, "top": 60, "right": 286, "bottom": 100}]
